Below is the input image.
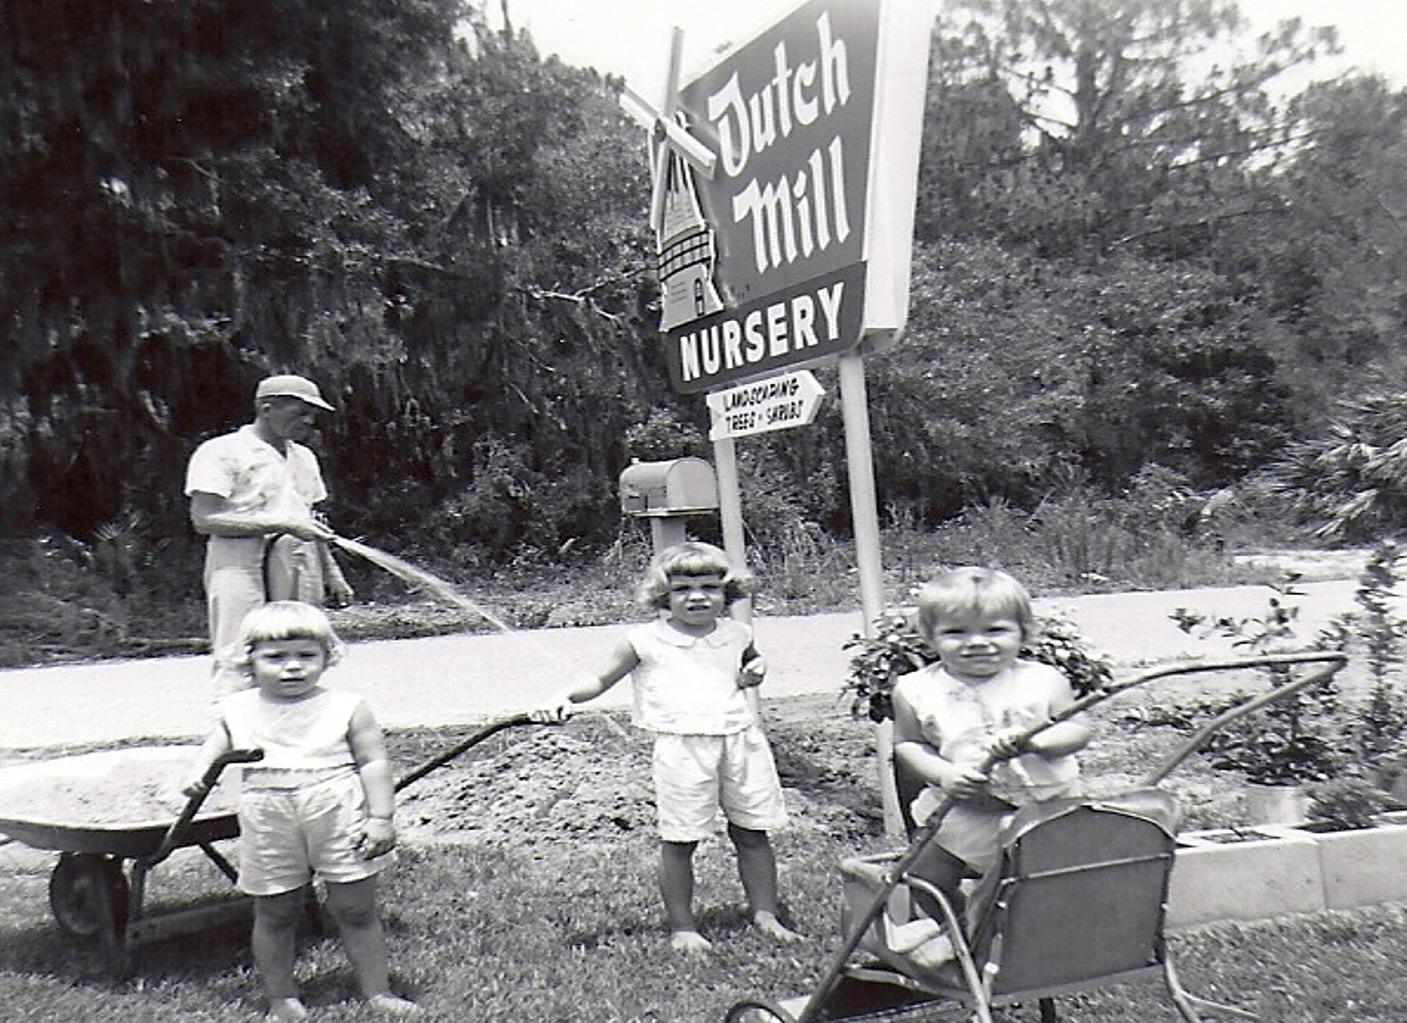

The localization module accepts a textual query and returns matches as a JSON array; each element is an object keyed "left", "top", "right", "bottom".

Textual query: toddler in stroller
[
  {"left": 885, "top": 568, "right": 1093, "bottom": 971},
  {"left": 725, "top": 641, "right": 1348, "bottom": 1023}
]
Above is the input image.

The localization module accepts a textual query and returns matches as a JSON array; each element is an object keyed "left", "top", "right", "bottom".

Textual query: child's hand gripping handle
[
  {"left": 983, "top": 725, "right": 1033, "bottom": 762},
  {"left": 738, "top": 653, "right": 766, "bottom": 689},
  {"left": 153, "top": 748, "right": 264, "bottom": 865},
  {"left": 529, "top": 702, "right": 574, "bottom": 725},
  {"left": 201, "top": 748, "right": 266, "bottom": 791}
]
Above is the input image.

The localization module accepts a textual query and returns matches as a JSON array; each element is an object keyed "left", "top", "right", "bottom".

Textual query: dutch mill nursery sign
[{"left": 653, "top": 0, "right": 930, "bottom": 393}]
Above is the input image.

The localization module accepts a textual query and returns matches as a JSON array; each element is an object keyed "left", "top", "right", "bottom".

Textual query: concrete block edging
[{"left": 1167, "top": 816, "right": 1407, "bottom": 929}]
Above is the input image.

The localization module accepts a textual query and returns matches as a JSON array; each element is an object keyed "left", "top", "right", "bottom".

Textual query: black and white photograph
[{"left": 2, "top": 1, "right": 1405, "bottom": 1020}]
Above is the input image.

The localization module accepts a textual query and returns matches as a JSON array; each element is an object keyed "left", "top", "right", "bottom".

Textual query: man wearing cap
[{"left": 185, "top": 374, "right": 353, "bottom": 698}]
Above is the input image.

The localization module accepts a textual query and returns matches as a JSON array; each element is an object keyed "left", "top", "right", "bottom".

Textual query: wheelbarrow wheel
[
  {"left": 49, "top": 853, "right": 129, "bottom": 938},
  {"left": 724, "top": 999, "right": 798, "bottom": 1023}
]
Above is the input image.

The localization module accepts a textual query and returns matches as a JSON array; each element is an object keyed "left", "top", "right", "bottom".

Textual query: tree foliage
[
  {"left": 921, "top": 0, "right": 1338, "bottom": 256},
  {"left": 2, "top": 0, "right": 462, "bottom": 535},
  {"left": 866, "top": 238, "right": 1291, "bottom": 515},
  {"left": 1, "top": 0, "right": 1405, "bottom": 631},
  {"left": 0, "top": 0, "right": 664, "bottom": 565},
  {"left": 889, "top": 0, "right": 1377, "bottom": 519},
  {"left": 1229, "top": 76, "right": 1407, "bottom": 412}
]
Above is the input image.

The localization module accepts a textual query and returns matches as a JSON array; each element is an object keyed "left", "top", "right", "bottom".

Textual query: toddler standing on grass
[
  {"left": 891, "top": 567, "right": 1091, "bottom": 965},
  {"left": 183, "top": 601, "right": 421, "bottom": 1021},
  {"left": 531, "top": 541, "right": 801, "bottom": 953}
]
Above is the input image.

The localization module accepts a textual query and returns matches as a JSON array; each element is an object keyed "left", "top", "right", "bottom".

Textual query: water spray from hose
[
  {"left": 329, "top": 535, "right": 515, "bottom": 634},
  {"left": 329, "top": 533, "right": 633, "bottom": 745}
]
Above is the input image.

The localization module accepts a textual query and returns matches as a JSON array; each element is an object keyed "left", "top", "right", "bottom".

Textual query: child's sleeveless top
[
  {"left": 627, "top": 618, "right": 756, "bottom": 735},
  {"left": 221, "top": 687, "right": 362, "bottom": 789},
  {"left": 895, "top": 660, "right": 1080, "bottom": 806}
]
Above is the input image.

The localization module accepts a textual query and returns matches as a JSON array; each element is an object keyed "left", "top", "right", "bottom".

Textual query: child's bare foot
[
  {"left": 754, "top": 910, "right": 802, "bottom": 943},
  {"left": 670, "top": 929, "right": 713, "bottom": 953},
  {"left": 909, "top": 932, "right": 955, "bottom": 970},
  {"left": 366, "top": 992, "right": 424, "bottom": 1016},
  {"left": 266, "top": 997, "right": 308, "bottom": 1023},
  {"left": 367, "top": 992, "right": 424, "bottom": 1016}
]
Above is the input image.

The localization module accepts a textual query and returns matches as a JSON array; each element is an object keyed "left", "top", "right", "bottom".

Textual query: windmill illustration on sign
[{"left": 622, "top": 70, "right": 724, "bottom": 333}]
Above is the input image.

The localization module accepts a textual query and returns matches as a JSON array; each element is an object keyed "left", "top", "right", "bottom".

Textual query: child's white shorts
[
  {"left": 913, "top": 783, "right": 1079, "bottom": 874},
  {"left": 236, "top": 772, "right": 391, "bottom": 896},
  {"left": 930, "top": 803, "right": 1013, "bottom": 873},
  {"left": 652, "top": 724, "right": 789, "bottom": 843}
]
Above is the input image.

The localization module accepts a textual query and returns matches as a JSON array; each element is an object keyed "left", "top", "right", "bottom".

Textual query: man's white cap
[{"left": 255, "top": 374, "right": 334, "bottom": 411}]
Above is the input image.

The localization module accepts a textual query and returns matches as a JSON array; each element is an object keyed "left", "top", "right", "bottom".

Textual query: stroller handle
[
  {"left": 956, "top": 651, "right": 1349, "bottom": 783},
  {"left": 1137, "top": 651, "right": 1348, "bottom": 786}
]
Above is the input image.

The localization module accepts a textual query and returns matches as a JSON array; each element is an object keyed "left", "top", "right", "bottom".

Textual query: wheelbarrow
[
  {"left": 724, "top": 652, "right": 1349, "bottom": 1023},
  {"left": 0, "top": 713, "right": 534, "bottom": 977},
  {"left": 0, "top": 743, "right": 259, "bottom": 976}
]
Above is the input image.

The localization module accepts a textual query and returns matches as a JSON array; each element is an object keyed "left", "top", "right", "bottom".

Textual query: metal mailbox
[{"left": 618, "top": 457, "right": 718, "bottom": 517}]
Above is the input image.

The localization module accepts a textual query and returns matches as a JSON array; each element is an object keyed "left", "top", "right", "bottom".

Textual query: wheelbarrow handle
[
  {"left": 394, "top": 713, "right": 534, "bottom": 793},
  {"left": 201, "top": 747, "right": 265, "bottom": 791},
  {"left": 146, "top": 748, "right": 264, "bottom": 867}
]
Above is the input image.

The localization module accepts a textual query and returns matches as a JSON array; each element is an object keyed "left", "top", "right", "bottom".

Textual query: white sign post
[
  {"left": 633, "top": 0, "right": 931, "bottom": 834},
  {"left": 706, "top": 370, "right": 825, "bottom": 441}
]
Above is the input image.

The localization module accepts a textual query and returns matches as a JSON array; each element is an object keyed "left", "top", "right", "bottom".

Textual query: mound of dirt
[
  {"left": 389, "top": 696, "right": 887, "bottom": 849},
  {"left": 394, "top": 722, "right": 657, "bottom": 846}
]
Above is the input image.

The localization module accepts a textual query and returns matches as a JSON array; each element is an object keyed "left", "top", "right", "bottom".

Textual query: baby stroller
[{"left": 726, "top": 651, "right": 1347, "bottom": 1023}]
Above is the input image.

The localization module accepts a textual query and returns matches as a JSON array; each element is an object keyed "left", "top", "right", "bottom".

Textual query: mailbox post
[{"left": 618, "top": 457, "right": 720, "bottom": 556}]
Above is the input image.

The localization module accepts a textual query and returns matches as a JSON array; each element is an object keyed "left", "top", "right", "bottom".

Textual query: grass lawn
[
  {"left": 3, "top": 836, "right": 1407, "bottom": 1022},
  {"left": 3, "top": 699, "right": 1407, "bottom": 1021}
]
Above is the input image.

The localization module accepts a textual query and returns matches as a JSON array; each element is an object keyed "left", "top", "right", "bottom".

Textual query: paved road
[{"left": 0, "top": 578, "right": 1362, "bottom": 750}]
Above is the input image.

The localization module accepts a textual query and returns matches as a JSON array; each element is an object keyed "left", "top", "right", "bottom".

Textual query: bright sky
[{"left": 494, "top": 0, "right": 1407, "bottom": 104}]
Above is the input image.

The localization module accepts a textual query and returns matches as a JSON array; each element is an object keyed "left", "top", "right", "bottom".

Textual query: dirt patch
[
  {"left": 389, "top": 694, "right": 888, "bottom": 850},
  {"left": 393, "top": 720, "right": 659, "bottom": 846},
  {"left": 386, "top": 692, "right": 1246, "bottom": 850}
]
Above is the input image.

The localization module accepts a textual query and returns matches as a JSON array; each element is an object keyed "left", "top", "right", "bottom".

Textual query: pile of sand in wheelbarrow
[{"left": 0, "top": 746, "right": 238, "bottom": 828}]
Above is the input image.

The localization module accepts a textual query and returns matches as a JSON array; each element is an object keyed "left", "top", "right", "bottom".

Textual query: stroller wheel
[{"left": 724, "top": 999, "right": 798, "bottom": 1023}]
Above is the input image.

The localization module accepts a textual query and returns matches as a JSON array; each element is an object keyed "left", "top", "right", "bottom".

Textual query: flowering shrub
[{"left": 1170, "top": 543, "right": 1407, "bottom": 790}]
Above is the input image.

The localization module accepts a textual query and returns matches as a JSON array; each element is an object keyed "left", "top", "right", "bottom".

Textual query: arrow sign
[{"left": 706, "top": 370, "right": 825, "bottom": 441}]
